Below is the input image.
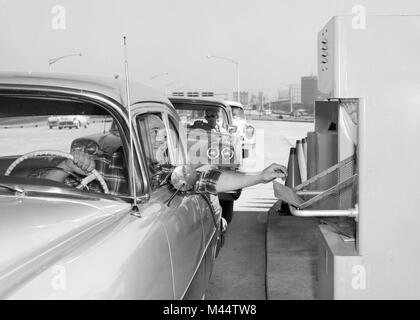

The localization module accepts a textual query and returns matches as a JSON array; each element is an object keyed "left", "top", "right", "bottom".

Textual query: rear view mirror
[{"left": 228, "top": 125, "right": 238, "bottom": 134}]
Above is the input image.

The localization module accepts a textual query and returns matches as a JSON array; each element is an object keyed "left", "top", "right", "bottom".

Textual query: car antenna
[{"left": 123, "top": 36, "right": 140, "bottom": 214}]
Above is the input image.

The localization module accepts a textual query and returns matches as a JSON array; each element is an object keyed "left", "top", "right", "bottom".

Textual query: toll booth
[{"left": 284, "top": 15, "right": 420, "bottom": 299}]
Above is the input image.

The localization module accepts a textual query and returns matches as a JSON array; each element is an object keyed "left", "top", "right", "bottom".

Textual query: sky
[{"left": 1, "top": 0, "right": 419, "bottom": 99}]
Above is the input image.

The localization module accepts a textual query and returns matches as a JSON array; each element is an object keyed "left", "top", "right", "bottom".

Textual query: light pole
[
  {"left": 206, "top": 54, "right": 240, "bottom": 103},
  {"left": 149, "top": 72, "right": 169, "bottom": 81},
  {"left": 49, "top": 53, "right": 82, "bottom": 72}
]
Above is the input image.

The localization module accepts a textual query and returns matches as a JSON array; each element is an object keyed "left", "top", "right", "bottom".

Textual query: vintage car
[
  {"left": 224, "top": 100, "right": 256, "bottom": 158},
  {"left": 48, "top": 115, "right": 90, "bottom": 129},
  {"left": 169, "top": 97, "right": 242, "bottom": 224},
  {"left": 0, "top": 72, "right": 223, "bottom": 299},
  {"left": 47, "top": 115, "right": 60, "bottom": 128}
]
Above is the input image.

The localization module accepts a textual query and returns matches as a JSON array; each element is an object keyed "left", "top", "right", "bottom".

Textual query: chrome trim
[
  {"left": 180, "top": 228, "right": 217, "bottom": 300},
  {"left": 162, "top": 223, "right": 177, "bottom": 300}
]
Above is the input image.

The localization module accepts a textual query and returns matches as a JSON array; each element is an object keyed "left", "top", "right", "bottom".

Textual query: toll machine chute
[{"left": 278, "top": 15, "right": 420, "bottom": 299}]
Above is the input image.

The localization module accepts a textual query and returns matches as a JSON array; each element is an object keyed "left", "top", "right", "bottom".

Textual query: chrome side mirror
[
  {"left": 228, "top": 125, "right": 238, "bottom": 134},
  {"left": 166, "top": 165, "right": 198, "bottom": 207},
  {"left": 170, "top": 165, "right": 198, "bottom": 191}
]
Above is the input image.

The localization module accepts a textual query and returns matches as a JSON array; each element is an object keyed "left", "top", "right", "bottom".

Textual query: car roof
[
  {"left": 168, "top": 96, "right": 231, "bottom": 110},
  {"left": 224, "top": 100, "right": 244, "bottom": 108},
  {"left": 0, "top": 72, "right": 172, "bottom": 107}
]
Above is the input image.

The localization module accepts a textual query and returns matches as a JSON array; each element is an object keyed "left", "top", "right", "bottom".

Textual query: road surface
[{"left": 205, "top": 120, "right": 313, "bottom": 300}]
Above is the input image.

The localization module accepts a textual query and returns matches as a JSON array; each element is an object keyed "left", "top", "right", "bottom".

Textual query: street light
[
  {"left": 206, "top": 54, "right": 240, "bottom": 103},
  {"left": 49, "top": 53, "right": 82, "bottom": 72},
  {"left": 149, "top": 72, "right": 169, "bottom": 81}
]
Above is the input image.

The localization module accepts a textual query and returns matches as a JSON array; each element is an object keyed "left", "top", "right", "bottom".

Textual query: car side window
[{"left": 137, "top": 113, "right": 170, "bottom": 190}]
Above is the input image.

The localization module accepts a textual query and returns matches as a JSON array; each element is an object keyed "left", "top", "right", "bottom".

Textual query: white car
[
  {"left": 49, "top": 115, "right": 90, "bottom": 129},
  {"left": 224, "top": 100, "right": 256, "bottom": 158}
]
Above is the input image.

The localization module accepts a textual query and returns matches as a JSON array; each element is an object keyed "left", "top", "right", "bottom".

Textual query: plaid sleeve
[
  {"left": 94, "top": 149, "right": 128, "bottom": 195},
  {"left": 195, "top": 169, "right": 223, "bottom": 195}
]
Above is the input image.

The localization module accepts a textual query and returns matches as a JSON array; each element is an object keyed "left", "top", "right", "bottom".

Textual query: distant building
[
  {"left": 301, "top": 75, "right": 318, "bottom": 112},
  {"left": 258, "top": 91, "right": 264, "bottom": 107},
  {"left": 289, "top": 84, "right": 301, "bottom": 104},
  {"left": 233, "top": 91, "right": 249, "bottom": 106},
  {"left": 270, "top": 99, "right": 294, "bottom": 114}
]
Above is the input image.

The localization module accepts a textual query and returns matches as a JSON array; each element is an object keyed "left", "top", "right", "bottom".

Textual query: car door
[
  {"left": 136, "top": 108, "right": 207, "bottom": 299},
  {"left": 166, "top": 111, "right": 222, "bottom": 295}
]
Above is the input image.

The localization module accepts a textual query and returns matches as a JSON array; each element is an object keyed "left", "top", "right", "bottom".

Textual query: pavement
[
  {"left": 206, "top": 120, "right": 319, "bottom": 300},
  {"left": 266, "top": 211, "right": 319, "bottom": 300},
  {"left": 243, "top": 120, "right": 319, "bottom": 300}
]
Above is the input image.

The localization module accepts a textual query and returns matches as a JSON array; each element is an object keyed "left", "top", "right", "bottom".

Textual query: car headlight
[
  {"left": 245, "top": 125, "right": 255, "bottom": 138},
  {"left": 207, "top": 147, "right": 219, "bottom": 160},
  {"left": 221, "top": 147, "right": 235, "bottom": 160}
]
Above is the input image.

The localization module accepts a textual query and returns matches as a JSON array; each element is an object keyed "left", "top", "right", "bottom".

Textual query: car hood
[
  {"left": 232, "top": 118, "right": 248, "bottom": 128},
  {"left": 186, "top": 128, "right": 238, "bottom": 143},
  {"left": 0, "top": 194, "right": 130, "bottom": 292}
]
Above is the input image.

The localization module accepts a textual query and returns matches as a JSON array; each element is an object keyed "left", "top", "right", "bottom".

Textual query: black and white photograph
[{"left": 0, "top": 0, "right": 419, "bottom": 307}]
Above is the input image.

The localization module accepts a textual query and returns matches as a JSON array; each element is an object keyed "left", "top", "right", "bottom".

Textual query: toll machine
[{"left": 288, "top": 15, "right": 420, "bottom": 299}]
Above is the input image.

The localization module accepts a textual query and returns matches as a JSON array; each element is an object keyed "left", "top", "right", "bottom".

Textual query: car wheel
[
  {"left": 49, "top": 126, "right": 52, "bottom": 129},
  {"left": 58, "top": 127, "right": 62, "bottom": 130},
  {"left": 220, "top": 200, "right": 234, "bottom": 224}
]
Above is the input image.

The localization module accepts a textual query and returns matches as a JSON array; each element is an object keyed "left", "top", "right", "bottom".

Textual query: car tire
[
  {"left": 58, "top": 126, "right": 62, "bottom": 130},
  {"left": 220, "top": 200, "right": 234, "bottom": 224},
  {"left": 49, "top": 126, "right": 52, "bottom": 129}
]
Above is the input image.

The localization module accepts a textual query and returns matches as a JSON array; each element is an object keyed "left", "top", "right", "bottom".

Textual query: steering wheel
[{"left": 4, "top": 150, "right": 109, "bottom": 194}]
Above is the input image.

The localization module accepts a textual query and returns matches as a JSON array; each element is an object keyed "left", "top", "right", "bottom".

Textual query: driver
[
  {"left": 189, "top": 108, "right": 222, "bottom": 132},
  {"left": 232, "top": 108, "right": 241, "bottom": 119},
  {"left": 45, "top": 148, "right": 128, "bottom": 196}
]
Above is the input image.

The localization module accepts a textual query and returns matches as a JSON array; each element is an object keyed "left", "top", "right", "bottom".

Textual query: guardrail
[
  {"left": 247, "top": 115, "right": 314, "bottom": 123},
  {"left": 0, "top": 116, "right": 111, "bottom": 129}
]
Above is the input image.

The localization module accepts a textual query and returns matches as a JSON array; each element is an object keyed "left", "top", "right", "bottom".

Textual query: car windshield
[
  {"left": 0, "top": 95, "right": 129, "bottom": 196},
  {"left": 172, "top": 103, "right": 229, "bottom": 133},
  {"left": 230, "top": 106, "right": 245, "bottom": 120}
]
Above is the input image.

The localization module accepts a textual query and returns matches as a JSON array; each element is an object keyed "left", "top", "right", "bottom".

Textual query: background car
[
  {"left": 56, "top": 115, "right": 90, "bottom": 129},
  {"left": 47, "top": 115, "right": 60, "bottom": 128},
  {"left": 170, "top": 96, "right": 243, "bottom": 224},
  {"left": 0, "top": 72, "right": 222, "bottom": 299}
]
